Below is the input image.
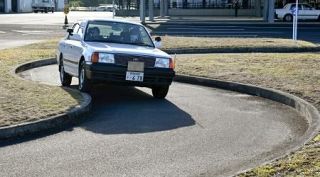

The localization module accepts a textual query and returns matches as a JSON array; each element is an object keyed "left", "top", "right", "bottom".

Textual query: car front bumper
[{"left": 85, "top": 63, "right": 175, "bottom": 87}]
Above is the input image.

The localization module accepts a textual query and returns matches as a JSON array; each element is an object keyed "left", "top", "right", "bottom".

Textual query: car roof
[{"left": 82, "top": 19, "right": 143, "bottom": 26}]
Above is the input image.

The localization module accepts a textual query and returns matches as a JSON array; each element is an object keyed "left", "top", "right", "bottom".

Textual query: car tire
[
  {"left": 152, "top": 86, "right": 169, "bottom": 99},
  {"left": 318, "top": 15, "right": 320, "bottom": 21},
  {"left": 284, "top": 14, "right": 293, "bottom": 22},
  {"left": 78, "top": 61, "right": 91, "bottom": 92},
  {"left": 59, "top": 61, "right": 72, "bottom": 87}
]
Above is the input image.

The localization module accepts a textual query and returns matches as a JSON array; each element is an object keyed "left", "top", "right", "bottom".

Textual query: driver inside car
[
  {"left": 88, "top": 27, "right": 101, "bottom": 41},
  {"left": 129, "top": 27, "right": 141, "bottom": 43}
]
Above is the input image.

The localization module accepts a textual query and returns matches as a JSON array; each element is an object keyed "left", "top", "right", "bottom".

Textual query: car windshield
[{"left": 84, "top": 21, "right": 154, "bottom": 48}]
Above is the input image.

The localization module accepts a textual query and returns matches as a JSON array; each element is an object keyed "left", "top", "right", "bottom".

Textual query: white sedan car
[
  {"left": 275, "top": 3, "right": 320, "bottom": 21},
  {"left": 56, "top": 19, "right": 175, "bottom": 99}
]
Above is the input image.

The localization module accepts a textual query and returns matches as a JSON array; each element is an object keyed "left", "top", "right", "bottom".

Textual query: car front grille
[{"left": 114, "top": 54, "right": 155, "bottom": 68}]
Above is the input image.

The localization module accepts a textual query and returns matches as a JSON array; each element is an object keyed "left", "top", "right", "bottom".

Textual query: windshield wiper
[
  {"left": 86, "top": 39, "right": 154, "bottom": 47},
  {"left": 128, "top": 42, "right": 154, "bottom": 47}
]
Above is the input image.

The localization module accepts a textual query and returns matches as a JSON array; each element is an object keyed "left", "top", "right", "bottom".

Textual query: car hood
[{"left": 85, "top": 42, "right": 171, "bottom": 58}]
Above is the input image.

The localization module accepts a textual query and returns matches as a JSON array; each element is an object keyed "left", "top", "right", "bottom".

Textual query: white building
[{"left": 0, "top": 0, "right": 64, "bottom": 13}]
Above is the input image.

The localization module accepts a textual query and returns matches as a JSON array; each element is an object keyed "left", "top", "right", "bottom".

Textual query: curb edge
[
  {"left": 0, "top": 59, "right": 92, "bottom": 140},
  {"left": 174, "top": 74, "right": 320, "bottom": 176}
]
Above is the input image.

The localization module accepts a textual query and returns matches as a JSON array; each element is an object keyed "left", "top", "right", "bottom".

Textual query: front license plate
[
  {"left": 126, "top": 71, "right": 144, "bottom": 82},
  {"left": 128, "top": 61, "right": 144, "bottom": 72}
]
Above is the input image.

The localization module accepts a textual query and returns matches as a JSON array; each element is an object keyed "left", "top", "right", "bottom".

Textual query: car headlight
[
  {"left": 155, "top": 58, "right": 170, "bottom": 68},
  {"left": 91, "top": 52, "right": 115, "bottom": 64}
]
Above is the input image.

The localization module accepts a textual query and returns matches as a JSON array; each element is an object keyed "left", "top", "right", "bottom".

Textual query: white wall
[
  {"left": 56, "top": 0, "right": 64, "bottom": 11},
  {"left": 19, "top": 0, "right": 33, "bottom": 12},
  {"left": 4, "top": 0, "right": 12, "bottom": 12}
]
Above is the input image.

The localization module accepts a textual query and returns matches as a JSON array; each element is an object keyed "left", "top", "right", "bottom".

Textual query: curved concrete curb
[
  {"left": 163, "top": 46, "right": 320, "bottom": 54},
  {"left": 0, "top": 59, "right": 91, "bottom": 140},
  {"left": 174, "top": 75, "right": 320, "bottom": 176}
]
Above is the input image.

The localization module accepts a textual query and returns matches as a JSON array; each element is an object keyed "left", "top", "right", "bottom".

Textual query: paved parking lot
[{"left": 0, "top": 64, "right": 307, "bottom": 177}]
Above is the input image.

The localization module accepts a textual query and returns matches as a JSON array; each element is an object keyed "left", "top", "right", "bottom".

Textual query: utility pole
[
  {"left": 292, "top": 0, "right": 298, "bottom": 40},
  {"left": 140, "top": 0, "right": 145, "bottom": 23},
  {"left": 112, "top": 0, "right": 115, "bottom": 19},
  {"left": 148, "top": 0, "right": 154, "bottom": 21}
]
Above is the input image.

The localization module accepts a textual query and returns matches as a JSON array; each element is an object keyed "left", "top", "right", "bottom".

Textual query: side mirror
[
  {"left": 154, "top": 37, "right": 162, "bottom": 48},
  {"left": 67, "top": 28, "right": 74, "bottom": 36},
  {"left": 155, "top": 36, "right": 161, "bottom": 42}
]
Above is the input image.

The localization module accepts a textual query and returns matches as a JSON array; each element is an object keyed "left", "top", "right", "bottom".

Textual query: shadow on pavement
[
  {"left": 81, "top": 85, "right": 195, "bottom": 134},
  {"left": 0, "top": 84, "right": 195, "bottom": 147}
]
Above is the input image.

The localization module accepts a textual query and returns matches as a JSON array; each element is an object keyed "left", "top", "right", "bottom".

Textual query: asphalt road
[
  {"left": 0, "top": 12, "right": 319, "bottom": 50},
  {"left": 0, "top": 12, "right": 118, "bottom": 50},
  {"left": 149, "top": 22, "right": 320, "bottom": 44},
  {"left": 0, "top": 64, "right": 308, "bottom": 177}
]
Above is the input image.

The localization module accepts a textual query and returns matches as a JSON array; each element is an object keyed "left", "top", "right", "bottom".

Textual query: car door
[
  {"left": 63, "top": 23, "right": 82, "bottom": 76},
  {"left": 290, "top": 4, "right": 303, "bottom": 19},
  {"left": 301, "top": 4, "right": 318, "bottom": 20},
  {"left": 67, "top": 26, "right": 85, "bottom": 77}
]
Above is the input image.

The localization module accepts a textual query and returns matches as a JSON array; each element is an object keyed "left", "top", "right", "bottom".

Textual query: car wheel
[
  {"left": 59, "top": 61, "right": 72, "bottom": 86},
  {"left": 152, "top": 86, "right": 169, "bottom": 99},
  {"left": 284, "top": 14, "right": 293, "bottom": 22},
  {"left": 78, "top": 61, "right": 91, "bottom": 92}
]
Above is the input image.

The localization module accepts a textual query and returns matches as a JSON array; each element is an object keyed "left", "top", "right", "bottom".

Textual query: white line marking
[
  {"left": 162, "top": 25, "right": 240, "bottom": 28},
  {"left": 245, "top": 26, "right": 320, "bottom": 29},
  {"left": 167, "top": 28, "right": 245, "bottom": 31},
  {"left": 12, "top": 30, "right": 52, "bottom": 35},
  {"left": 161, "top": 26, "right": 320, "bottom": 30},
  {"left": 0, "top": 31, "right": 6, "bottom": 34},
  {"left": 154, "top": 31, "right": 284, "bottom": 34}
]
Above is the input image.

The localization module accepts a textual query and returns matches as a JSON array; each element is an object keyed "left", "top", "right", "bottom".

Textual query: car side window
[
  {"left": 139, "top": 28, "right": 151, "bottom": 45},
  {"left": 290, "top": 4, "right": 302, "bottom": 10},
  {"left": 73, "top": 24, "right": 80, "bottom": 34},
  {"left": 69, "top": 23, "right": 82, "bottom": 41},
  {"left": 77, "top": 27, "right": 84, "bottom": 37},
  {"left": 302, "top": 5, "right": 312, "bottom": 10}
]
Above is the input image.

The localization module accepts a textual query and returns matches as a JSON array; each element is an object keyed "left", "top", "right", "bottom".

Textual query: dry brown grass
[
  {"left": 175, "top": 53, "right": 320, "bottom": 177},
  {"left": 0, "top": 40, "right": 83, "bottom": 127},
  {"left": 161, "top": 36, "right": 317, "bottom": 50}
]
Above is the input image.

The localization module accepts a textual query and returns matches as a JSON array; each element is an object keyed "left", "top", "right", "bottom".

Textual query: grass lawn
[
  {"left": 0, "top": 40, "right": 83, "bottom": 127},
  {"left": 175, "top": 53, "right": 320, "bottom": 177}
]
